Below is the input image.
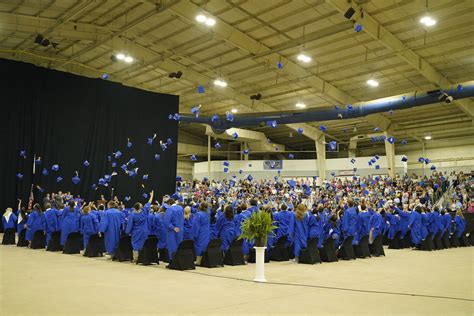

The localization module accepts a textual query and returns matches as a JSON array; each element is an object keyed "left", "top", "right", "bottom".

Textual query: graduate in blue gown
[
  {"left": 408, "top": 207, "right": 423, "bottom": 246},
  {"left": 165, "top": 198, "right": 184, "bottom": 261},
  {"left": 43, "top": 203, "right": 60, "bottom": 245},
  {"left": 183, "top": 206, "right": 194, "bottom": 240},
  {"left": 420, "top": 208, "right": 430, "bottom": 240},
  {"left": 397, "top": 205, "right": 411, "bottom": 239},
  {"left": 98, "top": 201, "right": 124, "bottom": 256},
  {"left": 429, "top": 208, "right": 440, "bottom": 239},
  {"left": 80, "top": 205, "right": 99, "bottom": 249},
  {"left": 357, "top": 205, "right": 371, "bottom": 240},
  {"left": 2, "top": 207, "right": 17, "bottom": 231},
  {"left": 192, "top": 201, "right": 211, "bottom": 264},
  {"left": 288, "top": 204, "right": 309, "bottom": 261},
  {"left": 25, "top": 204, "right": 46, "bottom": 245},
  {"left": 386, "top": 210, "right": 400, "bottom": 240},
  {"left": 369, "top": 209, "right": 385, "bottom": 242},
  {"left": 341, "top": 200, "right": 359, "bottom": 245},
  {"left": 214, "top": 205, "right": 236, "bottom": 251},
  {"left": 126, "top": 191, "right": 153, "bottom": 262},
  {"left": 308, "top": 208, "right": 324, "bottom": 248},
  {"left": 60, "top": 201, "right": 81, "bottom": 246},
  {"left": 274, "top": 203, "right": 293, "bottom": 246},
  {"left": 454, "top": 210, "right": 466, "bottom": 238},
  {"left": 235, "top": 203, "right": 253, "bottom": 256},
  {"left": 154, "top": 206, "right": 168, "bottom": 254},
  {"left": 440, "top": 209, "right": 451, "bottom": 236},
  {"left": 324, "top": 215, "right": 341, "bottom": 249}
]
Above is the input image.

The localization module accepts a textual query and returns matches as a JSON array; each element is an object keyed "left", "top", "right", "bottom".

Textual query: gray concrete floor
[{"left": 0, "top": 241, "right": 473, "bottom": 315}]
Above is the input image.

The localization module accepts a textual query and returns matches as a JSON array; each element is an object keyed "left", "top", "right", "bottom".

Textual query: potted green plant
[{"left": 239, "top": 210, "right": 277, "bottom": 282}]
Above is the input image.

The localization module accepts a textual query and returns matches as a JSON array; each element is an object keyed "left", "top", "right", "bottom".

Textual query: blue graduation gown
[
  {"left": 442, "top": 214, "right": 452, "bottom": 234},
  {"left": 183, "top": 215, "right": 194, "bottom": 240},
  {"left": 154, "top": 213, "right": 168, "bottom": 249},
  {"left": 408, "top": 211, "right": 422, "bottom": 245},
  {"left": 288, "top": 213, "right": 309, "bottom": 258},
  {"left": 26, "top": 211, "right": 45, "bottom": 241},
  {"left": 125, "top": 203, "right": 151, "bottom": 251},
  {"left": 2, "top": 212, "right": 17, "bottom": 230},
  {"left": 16, "top": 210, "right": 26, "bottom": 235},
  {"left": 357, "top": 211, "right": 371, "bottom": 238},
  {"left": 80, "top": 213, "right": 99, "bottom": 248},
  {"left": 60, "top": 208, "right": 81, "bottom": 245},
  {"left": 420, "top": 213, "right": 429, "bottom": 240},
  {"left": 454, "top": 215, "right": 466, "bottom": 238},
  {"left": 397, "top": 210, "right": 410, "bottom": 238},
  {"left": 307, "top": 214, "right": 324, "bottom": 248},
  {"left": 98, "top": 208, "right": 123, "bottom": 255},
  {"left": 324, "top": 220, "right": 341, "bottom": 249},
  {"left": 165, "top": 204, "right": 184, "bottom": 260},
  {"left": 214, "top": 214, "right": 236, "bottom": 251},
  {"left": 235, "top": 210, "right": 253, "bottom": 255},
  {"left": 369, "top": 212, "right": 384, "bottom": 240},
  {"left": 428, "top": 211, "right": 440, "bottom": 238},
  {"left": 44, "top": 208, "right": 60, "bottom": 244},
  {"left": 342, "top": 207, "right": 359, "bottom": 245},
  {"left": 275, "top": 210, "right": 293, "bottom": 244},
  {"left": 386, "top": 213, "right": 399, "bottom": 240},
  {"left": 192, "top": 210, "right": 211, "bottom": 256}
]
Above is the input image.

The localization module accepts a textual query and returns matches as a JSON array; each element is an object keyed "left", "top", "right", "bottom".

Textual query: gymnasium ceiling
[{"left": 1, "top": 0, "right": 473, "bottom": 158}]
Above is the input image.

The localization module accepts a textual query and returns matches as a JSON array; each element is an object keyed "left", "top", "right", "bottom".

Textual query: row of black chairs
[{"left": 386, "top": 230, "right": 473, "bottom": 251}]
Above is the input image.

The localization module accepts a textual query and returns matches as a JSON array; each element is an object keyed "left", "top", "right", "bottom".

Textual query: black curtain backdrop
[{"left": 0, "top": 59, "right": 179, "bottom": 220}]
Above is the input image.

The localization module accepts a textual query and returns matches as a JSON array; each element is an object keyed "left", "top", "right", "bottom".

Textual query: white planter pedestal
[{"left": 253, "top": 246, "right": 267, "bottom": 283}]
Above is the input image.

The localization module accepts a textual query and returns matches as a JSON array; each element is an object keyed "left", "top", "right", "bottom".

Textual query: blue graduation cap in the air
[
  {"left": 214, "top": 142, "right": 222, "bottom": 149},
  {"left": 401, "top": 156, "right": 408, "bottom": 162},
  {"left": 368, "top": 161, "right": 373, "bottom": 166},
  {"left": 127, "top": 168, "right": 138, "bottom": 178},
  {"left": 35, "top": 157, "right": 42, "bottom": 165},
  {"left": 430, "top": 165, "right": 436, "bottom": 171},
  {"left": 374, "top": 127, "right": 379, "bottom": 132},
  {"left": 101, "top": 73, "right": 109, "bottom": 80},
  {"left": 83, "top": 160, "right": 90, "bottom": 167},
  {"left": 287, "top": 180, "right": 296, "bottom": 188},
  {"left": 226, "top": 112, "right": 234, "bottom": 122},
  {"left": 288, "top": 154, "right": 294, "bottom": 159},
  {"left": 107, "top": 155, "right": 112, "bottom": 162},
  {"left": 121, "top": 164, "right": 127, "bottom": 171},
  {"left": 319, "top": 125, "right": 327, "bottom": 132},
  {"left": 72, "top": 172, "right": 80, "bottom": 185},
  {"left": 347, "top": 104, "right": 353, "bottom": 110},
  {"left": 56, "top": 176, "right": 63, "bottom": 183},
  {"left": 418, "top": 157, "right": 425, "bottom": 163},
  {"left": 297, "top": 127, "right": 304, "bottom": 134},
  {"left": 16, "top": 173, "right": 23, "bottom": 179},
  {"left": 42, "top": 168, "right": 49, "bottom": 176},
  {"left": 176, "top": 176, "right": 182, "bottom": 182},
  {"left": 239, "top": 169, "right": 243, "bottom": 174},
  {"left": 370, "top": 158, "right": 377, "bottom": 163},
  {"left": 354, "top": 24, "right": 362, "bottom": 32},
  {"left": 98, "top": 178, "right": 106, "bottom": 186},
  {"left": 350, "top": 158, "right": 356, "bottom": 164},
  {"left": 160, "top": 142, "right": 167, "bottom": 151},
  {"left": 111, "top": 162, "right": 117, "bottom": 168},
  {"left": 37, "top": 185, "right": 44, "bottom": 193},
  {"left": 330, "top": 172, "right": 336, "bottom": 177},
  {"left": 191, "top": 105, "right": 201, "bottom": 117},
  {"left": 127, "top": 138, "right": 132, "bottom": 148},
  {"left": 223, "top": 161, "right": 230, "bottom": 167},
  {"left": 277, "top": 61, "right": 283, "bottom": 69},
  {"left": 232, "top": 132, "right": 239, "bottom": 140},
  {"left": 424, "top": 158, "right": 430, "bottom": 165},
  {"left": 191, "top": 155, "right": 197, "bottom": 161},
  {"left": 387, "top": 137, "right": 395, "bottom": 144},
  {"left": 147, "top": 134, "right": 157, "bottom": 146},
  {"left": 51, "top": 164, "right": 59, "bottom": 171},
  {"left": 329, "top": 141, "right": 337, "bottom": 150},
  {"left": 375, "top": 165, "right": 380, "bottom": 170},
  {"left": 267, "top": 120, "right": 277, "bottom": 128},
  {"left": 223, "top": 167, "right": 229, "bottom": 173},
  {"left": 374, "top": 155, "right": 380, "bottom": 160},
  {"left": 114, "top": 150, "right": 122, "bottom": 159},
  {"left": 247, "top": 174, "right": 253, "bottom": 181},
  {"left": 19, "top": 150, "right": 26, "bottom": 158},
  {"left": 401, "top": 139, "right": 407, "bottom": 145},
  {"left": 243, "top": 149, "right": 249, "bottom": 155},
  {"left": 197, "top": 85, "right": 205, "bottom": 93},
  {"left": 211, "top": 114, "right": 219, "bottom": 123},
  {"left": 167, "top": 138, "right": 173, "bottom": 145},
  {"left": 154, "top": 154, "right": 161, "bottom": 161},
  {"left": 143, "top": 174, "right": 149, "bottom": 180},
  {"left": 143, "top": 193, "right": 148, "bottom": 199},
  {"left": 125, "top": 196, "right": 131, "bottom": 201},
  {"left": 128, "top": 158, "right": 137, "bottom": 165}
]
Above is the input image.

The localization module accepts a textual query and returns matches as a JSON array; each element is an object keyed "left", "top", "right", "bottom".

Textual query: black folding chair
[
  {"left": 201, "top": 239, "right": 224, "bottom": 268},
  {"left": 270, "top": 236, "right": 289, "bottom": 262},
  {"left": 46, "top": 231, "right": 62, "bottom": 251},
  {"left": 17, "top": 230, "right": 28, "bottom": 247},
  {"left": 388, "top": 231, "right": 401, "bottom": 249},
  {"left": 320, "top": 238, "right": 338, "bottom": 262},
  {"left": 84, "top": 234, "right": 103, "bottom": 257},
  {"left": 354, "top": 235, "right": 371, "bottom": 258},
  {"left": 224, "top": 239, "right": 245, "bottom": 266},
  {"left": 63, "top": 232, "right": 82, "bottom": 254},
  {"left": 2, "top": 228, "right": 16, "bottom": 245},
  {"left": 299, "top": 238, "right": 321, "bottom": 264},
  {"left": 338, "top": 236, "right": 355, "bottom": 260},
  {"left": 167, "top": 240, "right": 195, "bottom": 270},
  {"left": 369, "top": 235, "right": 385, "bottom": 257},
  {"left": 31, "top": 230, "right": 46, "bottom": 249},
  {"left": 113, "top": 235, "right": 133, "bottom": 262},
  {"left": 137, "top": 236, "right": 159, "bottom": 265}
]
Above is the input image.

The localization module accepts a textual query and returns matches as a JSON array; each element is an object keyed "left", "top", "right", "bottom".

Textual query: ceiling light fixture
[
  {"left": 205, "top": 18, "right": 216, "bottom": 26},
  {"left": 420, "top": 16, "right": 436, "bottom": 27},
  {"left": 196, "top": 14, "right": 216, "bottom": 26},
  {"left": 231, "top": 108, "right": 238, "bottom": 113},
  {"left": 367, "top": 79, "right": 379, "bottom": 87},
  {"left": 196, "top": 14, "right": 206, "bottom": 22},
  {"left": 116, "top": 53, "right": 125, "bottom": 60},
  {"left": 214, "top": 79, "right": 227, "bottom": 87},
  {"left": 424, "top": 135, "right": 432, "bottom": 140},
  {"left": 124, "top": 56, "right": 133, "bottom": 63},
  {"left": 295, "top": 102, "right": 306, "bottom": 108},
  {"left": 297, "top": 54, "right": 311, "bottom": 63}
]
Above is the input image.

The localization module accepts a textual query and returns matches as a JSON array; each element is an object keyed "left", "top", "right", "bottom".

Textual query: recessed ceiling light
[
  {"left": 205, "top": 18, "right": 216, "bottom": 26},
  {"left": 124, "top": 56, "right": 133, "bottom": 63},
  {"left": 367, "top": 79, "right": 379, "bottom": 87},
  {"left": 213, "top": 79, "right": 227, "bottom": 87},
  {"left": 295, "top": 102, "right": 306, "bottom": 108},
  {"left": 424, "top": 135, "right": 432, "bottom": 140},
  {"left": 231, "top": 108, "right": 238, "bottom": 113},
  {"left": 116, "top": 53, "right": 125, "bottom": 60},
  {"left": 297, "top": 54, "right": 311, "bottom": 63},
  {"left": 196, "top": 14, "right": 206, "bottom": 22}
]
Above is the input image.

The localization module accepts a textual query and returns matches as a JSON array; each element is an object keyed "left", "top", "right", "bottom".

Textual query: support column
[
  {"left": 348, "top": 138, "right": 357, "bottom": 158},
  {"left": 384, "top": 130, "right": 396, "bottom": 179},
  {"left": 244, "top": 142, "right": 249, "bottom": 161},
  {"left": 207, "top": 134, "right": 211, "bottom": 178},
  {"left": 315, "top": 131, "right": 326, "bottom": 185}
]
